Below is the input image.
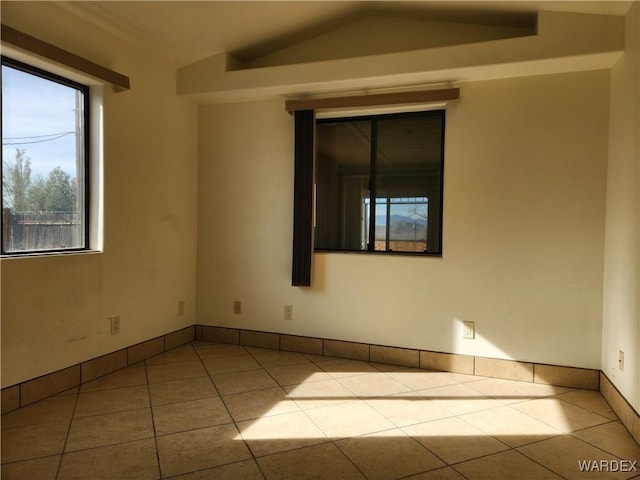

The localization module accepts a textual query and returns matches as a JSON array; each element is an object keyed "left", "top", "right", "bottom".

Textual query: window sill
[
  {"left": 1, "top": 249, "right": 102, "bottom": 260},
  {"left": 314, "top": 249, "right": 442, "bottom": 257}
]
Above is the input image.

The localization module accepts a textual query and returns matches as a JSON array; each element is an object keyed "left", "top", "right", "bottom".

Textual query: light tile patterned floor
[{"left": 2, "top": 341, "right": 639, "bottom": 480}]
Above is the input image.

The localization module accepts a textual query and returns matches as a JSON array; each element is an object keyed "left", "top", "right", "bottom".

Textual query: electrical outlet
[
  {"left": 284, "top": 305, "right": 293, "bottom": 321},
  {"left": 463, "top": 321, "right": 475, "bottom": 339},
  {"left": 619, "top": 350, "right": 624, "bottom": 371},
  {"left": 110, "top": 316, "right": 121, "bottom": 335},
  {"left": 233, "top": 301, "right": 242, "bottom": 315},
  {"left": 178, "top": 300, "right": 185, "bottom": 316}
]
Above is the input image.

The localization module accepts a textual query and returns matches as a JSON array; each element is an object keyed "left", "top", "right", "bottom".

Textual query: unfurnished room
[{"left": 0, "top": 1, "right": 639, "bottom": 479}]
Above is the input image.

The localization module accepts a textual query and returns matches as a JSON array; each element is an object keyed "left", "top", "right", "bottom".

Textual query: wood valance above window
[
  {"left": 286, "top": 88, "right": 459, "bottom": 113},
  {"left": 1, "top": 24, "right": 130, "bottom": 92}
]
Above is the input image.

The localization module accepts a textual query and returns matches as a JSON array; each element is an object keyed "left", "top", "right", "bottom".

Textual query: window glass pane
[
  {"left": 388, "top": 196, "right": 428, "bottom": 252},
  {"left": 315, "top": 120, "right": 370, "bottom": 251},
  {"left": 2, "top": 61, "right": 86, "bottom": 253},
  {"left": 373, "top": 196, "right": 388, "bottom": 251},
  {"left": 376, "top": 114, "right": 443, "bottom": 253}
]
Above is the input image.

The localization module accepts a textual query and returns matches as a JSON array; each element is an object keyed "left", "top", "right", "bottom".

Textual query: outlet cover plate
[
  {"left": 110, "top": 316, "right": 121, "bottom": 335},
  {"left": 463, "top": 321, "right": 475, "bottom": 339},
  {"left": 284, "top": 305, "right": 293, "bottom": 321}
]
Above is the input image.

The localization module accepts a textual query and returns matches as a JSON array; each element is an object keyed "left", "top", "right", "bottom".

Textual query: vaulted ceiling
[
  {"left": 56, "top": 1, "right": 632, "bottom": 68},
  {"left": 1, "top": 1, "right": 627, "bottom": 103}
]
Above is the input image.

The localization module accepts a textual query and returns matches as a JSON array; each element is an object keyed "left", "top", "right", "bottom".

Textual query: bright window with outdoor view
[
  {"left": 1, "top": 57, "right": 89, "bottom": 254},
  {"left": 315, "top": 110, "right": 445, "bottom": 255}
]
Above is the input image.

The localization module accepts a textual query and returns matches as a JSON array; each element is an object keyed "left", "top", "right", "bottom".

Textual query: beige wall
[
  {"left": 0, "top": 2, "right": 199, "bottom": 387},
  {"left": 197, "top": 70, "right": 609, "bottom": 370},
  {"left": 603, "top": 2, "right": 640, "bottom": 412},
  {"left": 1, "top": 1, "right": 636, "bottom": 419}
]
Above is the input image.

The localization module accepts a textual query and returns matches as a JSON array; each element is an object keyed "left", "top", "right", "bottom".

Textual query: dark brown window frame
[
  {"left": 289, "top": 88, "right": 458, "bottom": 287},
  {"left": 315, "top": 109, "right": 446, "bottom": 256}
]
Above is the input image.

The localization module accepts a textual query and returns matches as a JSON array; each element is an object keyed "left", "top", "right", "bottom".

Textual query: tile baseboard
[
  {"left": 3, "top": 323, "right": 639, "bottom": 448},
  {"left": 197, "top": 325, "right": 600, "bottom": 390},
  {"left": 1, "top": 326, "right": 195, "bottom": 414},
  {"left": 600, "top": 372, "right": 640, "bottom": 446},
  {"left": 202, "top": 325, "right": 640, "bottom": 444}
]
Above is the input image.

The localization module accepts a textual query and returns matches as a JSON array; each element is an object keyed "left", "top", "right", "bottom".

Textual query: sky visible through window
[{"left": 2, "top": 64, "right": 78, "bottom": 178}]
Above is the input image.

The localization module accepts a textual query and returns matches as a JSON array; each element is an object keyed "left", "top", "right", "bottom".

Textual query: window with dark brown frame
[{"left": 315, "top": 110, "right": 445, "bottom": 255}]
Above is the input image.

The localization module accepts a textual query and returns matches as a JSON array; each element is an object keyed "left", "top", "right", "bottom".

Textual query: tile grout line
[
  {"left": 503, "top": 395, "right": 614, "bottom": 443},
  {"left": 242, "top": 346, "right": 372, "bottom": 478},
  {"left": 378, "top": 379, "right": 502, "bottom": 474},
  {"left": 514, "top": 445, "right": 572, "bottom": 480},
  {"left": 558, "top": 391, "right": 620, "bottom": 420},
  {"left": 54, "top": 382, "right": 81, "bottom": 480},
  {"left": 194, "top": 343, "right": 269, "bottom": 480},
  {"left": 448, "top": 408, "right": 514, "bottom": 454},
  {"left": 296, "top": 358, "right": 452, "bottom": 479},
  {"left": 566, "top": 420, "right": 632, "bottom": 460},
  {"left": 141, "top": 357, "right": 163, "bottom": 480}
]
